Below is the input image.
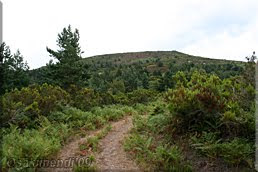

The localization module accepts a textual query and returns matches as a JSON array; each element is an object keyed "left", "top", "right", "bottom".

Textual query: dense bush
[
  {"left": 99, "top": 92, "right": 115, "bottom": 105},
  {"left": 71, "top": 87, "right": 101, "bottom": 111},
  {"left": 113, "top": 92, "right": 129, "bottom": 105},
  {"left": 0, "top": 84, "right": 70, "bottom": 128},
  {"left": 48, "top": 104, "right": 136, "bottom": 131},
  {"left": 112, "top": 89, "right": 157, "bottom": 105},
  {"left": 127, "top": 89, "right": 157, "bottom": 105},
  {"left": 165, "top": 70, "right": 255, "bottom": 138},
  {"left": 161, "top": 70, "right": 255, "bottom": 169}
]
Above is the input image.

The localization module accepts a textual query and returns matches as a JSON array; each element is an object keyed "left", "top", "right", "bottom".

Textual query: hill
[
  {"left": 78, "top": 50, "right": 244, "bottom": 72},
  {"left": 29, "top": 50, "right": 245, "bottom": 92}
]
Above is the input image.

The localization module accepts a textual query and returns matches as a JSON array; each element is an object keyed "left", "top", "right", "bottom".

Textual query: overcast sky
[{"left": 1, "top": 0, "right": 258, "bottom": 69}]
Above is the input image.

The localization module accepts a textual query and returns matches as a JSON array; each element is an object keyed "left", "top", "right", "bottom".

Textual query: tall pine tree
[{"left": 46, "top": 25, "right": 84, "bottom": 88}]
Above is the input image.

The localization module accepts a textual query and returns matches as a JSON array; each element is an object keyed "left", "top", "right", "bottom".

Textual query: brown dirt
[
  {"left": 94, "top": 116, "right": 140, "bottom": 171},
  {"left": 39, "top": 128, "right": 102, "bottom": 172},
  {"left": 38, "top": 116, "right": 140, "bottom": 172}
]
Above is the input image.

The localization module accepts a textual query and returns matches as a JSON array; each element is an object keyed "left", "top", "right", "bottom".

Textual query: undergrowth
[
  {"left": 124, "top": 103, "right": 192, "bottom": 171},
  {"left": 0, "top": 104, "right": 133, "bottom": 171}
]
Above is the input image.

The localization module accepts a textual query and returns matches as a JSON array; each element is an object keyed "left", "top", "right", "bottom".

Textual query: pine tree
[
  {"left": 0, "top": 42, "right": 29, "bottom": 94},
  {"left": 46, "top": 25, "right": 84, "bottom": 88}
]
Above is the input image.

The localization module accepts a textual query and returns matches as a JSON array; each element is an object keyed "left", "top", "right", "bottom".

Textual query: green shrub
[
  {"left": 165, "top": 86, "right": 223, "bottom": 133},
  {"left": 155, "top": 145, "right": 192, "bottom": 171},
  {"left": 132, "top": 115, "right": 149, "bottom": 133},
  {"left": 124, "top": 111, "right": 192, "bottom": 171},
  {"left": 119, "top": 105, "right": 137, "bottom": 116},
  {"left": 1, "top": 118, "right": 69, "bottom": 170},
  {"left": 91, "top": 105, "right": 133, "bottom": 122},
  {"left": 113, "top": 92, "right": 129, "bottom": 105},
  {"left": 165, "top": 70, "right": 255, "bottom": 137},
  {"left": 72, "top": 88, "right": 100, "bottom": 111},
  {"left": 191, "top": 132, "right": 254, "bottom": 167},
  {"left": 148, "top": 114, "right": 170, "bottom": 134},
  {"left": 1, "top": 84, "right": 70, "bottom": 128},
  {"left": 220, "top": 110, "right": 255, "bottom": 139},
  {"left": 124, "top": 133, "right": 192, "bottom": 171},
  {"left": 127, "top": 89, "right": 157, "bottom": 105},
  {"left": 85, "top": 136, "right": 99, "bottom": 152},
  {"left": 99, "top": 92, "right": 114, "bottom": 105},
  {"left": 134, "top": 104, "right": 147, "bottom": 115}
]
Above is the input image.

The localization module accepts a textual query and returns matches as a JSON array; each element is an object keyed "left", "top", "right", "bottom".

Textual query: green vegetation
[
  {"left": 124, "top": 104, "right": 192, "bottom": 171},
  {"left": 191, "top": 133, "right": 254, "bottom": 167},
  {"left": 124, "top": 63, "right": 255, "bottom": 170},
  {"left": 0, "top": 43, "right": 29, "bottom": 95},
  {"left": 79, "top": 125, "right": 112, "bottom": 153},
  {"left": 1, "top": 119, "right": 69, "bottom": 170},
  {"left": 0, "top": 25, "right": 255, "bottom": 171},
  {"left": 0, "top": 104, "right": 135, "bottom": 171}
]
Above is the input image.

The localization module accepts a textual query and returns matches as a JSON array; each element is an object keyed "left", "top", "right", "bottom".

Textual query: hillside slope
[
  {"left": 78, "top": 50, "right": 244, "bottom": 72},
  {"left": 29, "top": 51, "right": 245, "bottom": 92}
]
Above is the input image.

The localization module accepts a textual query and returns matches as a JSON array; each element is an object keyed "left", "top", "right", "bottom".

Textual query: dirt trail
[
  {"left": 44, "top": 128, "right": 102, "bottom": 172},
  {"left": 40, "top": 116, "right": 139, "bottom": 172},
  {"left": 95, "top": 116, "right": 140, "bottom": 171}
]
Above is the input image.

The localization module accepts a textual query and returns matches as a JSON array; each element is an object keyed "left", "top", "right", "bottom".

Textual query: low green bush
[
  {"left": 1, "top": 118, "right": 69, "bottom": 171},
  {"left": 1, "top": 84, "right": 70, "bottom": 128},
  {"left": 124, "top": 132, "right": 192, "bottom": 171},
  {"left": 124, "top": 111, "right": 192, "bottom": 171},
  {"left": 127, "top": 89, "right": 157, "bottom": 105},
  {"left": 72, "top": 88, "right": 101, "bottom": 111},
  {"left": 191, "top": 132, "right": 254, "bottom": 167},
  {"left": 49, "top": 105, "right": 133, "bottom": 131},
  {"left": 113, "top": 92, "right": 129, "bottom": 105}
]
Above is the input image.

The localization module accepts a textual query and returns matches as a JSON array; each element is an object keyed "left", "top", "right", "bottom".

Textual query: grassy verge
[
  {"left": 124, "top": 100, "right": 255, "bottom": 171},
  {"left": 124, "top": 102, "right": 192, "bottom": 171},
  {"left": 0, "top": 104, "right": 135, "bottom": 171},
  {"left": 190, "top": 132, "right": 254, "bottom": 168}
]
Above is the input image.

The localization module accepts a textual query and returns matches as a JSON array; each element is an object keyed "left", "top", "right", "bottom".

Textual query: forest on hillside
[{"left": 0, "top": 26, "right": 256, "bottom": 171}]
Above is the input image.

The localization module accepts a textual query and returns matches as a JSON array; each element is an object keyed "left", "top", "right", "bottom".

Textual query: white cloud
[
  {"left": 181, "top": 20, "right": 258, "bottom": 61},
  {"left": 1, "top": 0, "right": 258, "bottom": 68}
]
